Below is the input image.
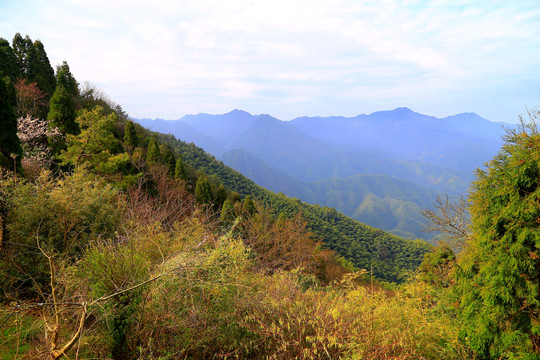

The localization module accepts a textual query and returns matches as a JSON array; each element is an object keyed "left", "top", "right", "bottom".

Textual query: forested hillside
[
  {"left": 158, "top": 133, "right": 432, "bottom": 282},
  {"left": 137, "top": 109, "right": 506, "bottom": 240},
  {"left": 2, "top": 33, "right": 540, "bottom": 360}
]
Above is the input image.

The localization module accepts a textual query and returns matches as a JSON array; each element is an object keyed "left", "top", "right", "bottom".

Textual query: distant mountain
[
  {"left": 222, "top": 148, "right": 444, "bottom": 241},
  {"left": 290, "top": 107, "right": 507, "bottom": 174},
  {"left": 134, "top": 107, "right": 510, "bottom": 241}
]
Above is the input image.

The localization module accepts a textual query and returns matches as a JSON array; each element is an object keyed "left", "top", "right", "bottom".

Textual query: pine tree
[
  {"left": 455, "top": 110, "right": 540, "bottom": 358},
  {"left": 48, "top": 84, "right": 79, "bottom": 135},
  {"left": 0, "top": 76, "right": 22, "bottom": 170},
  {"left": 146, "top": 137, "right": 161, "bottom": 165},
  {"left": 195, "top": 176, "right": 212, "bottom": 205}
]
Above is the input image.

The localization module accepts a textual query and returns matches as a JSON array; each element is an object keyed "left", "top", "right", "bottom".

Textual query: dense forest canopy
[{"left": 1, "top": 33, "right": 540, "bottom": 359}]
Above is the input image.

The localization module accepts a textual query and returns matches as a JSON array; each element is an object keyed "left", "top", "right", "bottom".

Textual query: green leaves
[{"left": 455, "top": 111, "right": 540, "bottom": 358}]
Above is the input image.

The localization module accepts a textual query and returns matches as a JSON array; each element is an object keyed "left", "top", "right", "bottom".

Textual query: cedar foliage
[{"left": 454, "top": 110, "right": 540, "bottom": 359}]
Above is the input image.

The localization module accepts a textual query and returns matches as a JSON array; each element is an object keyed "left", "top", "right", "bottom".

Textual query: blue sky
[{"left": 1, "top": 0, "right": 539, "bottom": 122}]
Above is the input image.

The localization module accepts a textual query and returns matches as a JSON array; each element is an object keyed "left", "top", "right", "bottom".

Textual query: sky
[{"left": 1, "top": 0, "right": 539, "bottom": 122}]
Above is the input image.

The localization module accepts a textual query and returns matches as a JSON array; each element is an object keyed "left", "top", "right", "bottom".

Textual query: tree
[
  {"left": 32, "top": 40, "right": 56, "bottom": 99},
  {"left": 14, "top": 78, "right": 48, "bottom": 118},
  {"left": 55, "top": 61, "right": 78, "bottom": 97},
  {"left": 123, "top": 120, "right": 138, "bottom": 149},
  {"left": 12, "top": 34, "right": 56, "bottom": 100},
  {"left": 12, "top": 33, "right": 33, "bottom": 77},
  {"left": 59, "top": 106, "right": 131, "bottom": 179},
  {"left": 455, "top": 109, "right": 540, "bottom": 358},
  {"left": 422, "top": 194, "right": 471, "bottom": 252},
  {"left": 174, "top": 157, "right": 188, "bottom": 182},
  {"left": 195, "top": 176, "right": 212, "bottom": 205},
  {"left": 146, "top": 137, "right": 160, "bottom": 165},
  {"left": 0, "top": 37, "right": 20, "bottom": 80},
  {"left": 0, "top": 76, "right": 22, "bottom": 171},
  {"left": 48, "top": 84, "right": 79, "bottom": 135}
]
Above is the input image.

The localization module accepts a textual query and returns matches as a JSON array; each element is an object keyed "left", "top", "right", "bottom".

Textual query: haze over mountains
[{"left": 135, "top": 107, "right": 510, "bottom": 241}]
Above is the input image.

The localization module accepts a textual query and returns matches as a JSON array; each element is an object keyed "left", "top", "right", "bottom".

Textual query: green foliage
[
  {"left": 123, "top": 120, "right": 138, "bottom": 149},
  {"left": 195, "top": 175, "right": 212, "bottom": 205},
  {"left": 0, "top": 76, "right": 22, "bottom": 171},
  {"left": 47, "top": 83, "right": 79, "bottom": 135},
  {"left": 1, "top": 170, "right": 123, "bottom": 297},
  {"left": 418, "top": 244, "right": 456, "bottom": 288},
  {"left": 146, "top": 136, "right": 160, "bottom": 165},
  {"left": 60, "top": 106, "right": 137, "bottom": 186},
  {"left": 455, "top": 111, "right": 540, "bottom": 359},
  {"left": 0, "top": 37, "right": 20, "bottom": 80},
  {"left": 174, "top": 157, "right": 188, "bottom": 181},
  {"left": 55, "top": 60, "right": 78, "bottom": 97},
  {"left": 159, "top": 133, "right": 432, "bottom": 283},
  {"left": 81, "top": 239, "right": 150, "bottom": 359},
  {"left": 12, "top": 34, "right": 56, "bottom": 99}
]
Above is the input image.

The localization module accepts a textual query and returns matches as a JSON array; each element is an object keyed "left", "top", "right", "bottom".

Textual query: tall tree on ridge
[
  {"left": 0, "top": 37, "right": 20, "bottom": 80},
  {"left": 0, "top": 76, "right": 22, "bottom": 170}
]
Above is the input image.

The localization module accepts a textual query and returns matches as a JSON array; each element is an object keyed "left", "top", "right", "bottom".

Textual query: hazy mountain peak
[{"left": 225, "top": 109, "right": 253, "bottom": 117}]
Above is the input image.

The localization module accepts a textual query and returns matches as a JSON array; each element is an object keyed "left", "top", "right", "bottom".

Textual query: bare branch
[{"left": 422, "top": 193, "right": 471, "bottom": 252}]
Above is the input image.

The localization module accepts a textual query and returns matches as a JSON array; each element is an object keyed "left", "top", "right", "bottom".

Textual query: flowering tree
[
  {"left": 17, "top": 115, "right": 62, "bottom": 167},
  {"left": 14, "top": 78, "right": 48, "bottom": 119}
]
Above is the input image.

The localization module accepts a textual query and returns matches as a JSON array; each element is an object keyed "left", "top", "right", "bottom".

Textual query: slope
[{"left": 160, "top": 133, "right": 432, "bottom": 282}]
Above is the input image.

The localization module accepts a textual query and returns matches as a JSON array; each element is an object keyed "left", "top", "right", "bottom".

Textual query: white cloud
[{"left": 1, "top": 0, "right": 539, "bottom": 122}]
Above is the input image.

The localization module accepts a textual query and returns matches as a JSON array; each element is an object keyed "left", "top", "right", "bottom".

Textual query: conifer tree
[
  {"left": 0, "top": 76, "right": 22, "bottom": 170},
  {"left": 146, "top": 137, "right": 160, "bottom": 165},
  {"left": 174, "top": 157, "right": 187, "bottom": 181},
  {"left": 32, "top": 40, "right": 56, "bottom": 98},
  {"left": 455, "top": 110, "right": 540, "bottom": 358},
  {"left": 123, "top": 120, "right": 138, "bottom": 149},
  {"left": 48, "top": 83, "right": 79, "bottom": 135},
  {"left": 220, "top": 200, "right": 235, "bottom": 225},
  {"left": 12, "top": 33, "right": 33, "bottom": 77},
  {"left": 160, "top": 144, "right": 176, "bottom": 175},
  {"left": 0, "top": 38, "right": 20, "bottom": 80},
  {"left": 215, "top": 184, "right": 227, "bottom": 209},
  {"left": 55, "top": 61, "right": 79, "bottom": 97},
  {"left": 13, "top": 34, "right": 56, "bottom": 99},
  {"left": 195, "top": 176, "right": 212, "bottom": 205},
  {"left": 242, "top": 195, "right": 256, "bottom": 215}
]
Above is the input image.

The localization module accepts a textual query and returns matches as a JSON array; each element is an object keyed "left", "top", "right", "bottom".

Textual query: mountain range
[{"left": 135, "top": 107, "right": 511, "bottom": 241}]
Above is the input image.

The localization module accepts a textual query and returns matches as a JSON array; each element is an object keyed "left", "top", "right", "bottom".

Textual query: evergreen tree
[
  {"left": 0, "top": 76, "right": 22, "bottom": 170},
  {"left": 242, "top": 195, "right": 256, "bottom": 215},
  {"left": 55, "top": 60, "right": 79, "bottom": 97},
  {"left": 32, "top": 40, "right": 56, "bottom": 99},
  {"left": 220, "top": 200, "right": 235, "bottom": 225},
  {"left": 174, "top": 157, "right": 187, "bottom": 181},
  {"left": 160, "top": 144, "right": 176, "bottom": 175},
  {"left": 455, "top": 111, "right": 540, "bottom": 358},
  {"left": 48, "top": 83, "right": 79, "bottom": 135},
  {"left": 12, "top": 33, "right": 33, "bottom": 77},
  {"left": 146, "top": 137, "right": 160, "bottom": 165},
  {"left": 123, "top": 120, "right": 138, "bottom": 149},
  {"left": 13, "top": 34, "right": 56, "bottom": 100},
  {"left": 0, "top": 38, "right": 20, "bottom": 80},
  {"left": 195, "top": 176, "right": 212, "bottom": 205},
  {"left": 215, "top": 184, "right": 227, "bottom": 209}
]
